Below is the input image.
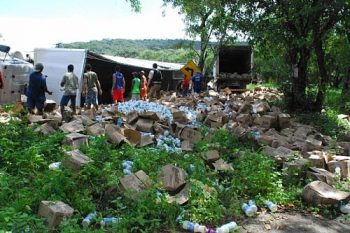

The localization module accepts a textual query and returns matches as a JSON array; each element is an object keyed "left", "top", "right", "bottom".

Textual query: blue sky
[{"left": 0, "top": 0, "right": 186, "bottom": 52}]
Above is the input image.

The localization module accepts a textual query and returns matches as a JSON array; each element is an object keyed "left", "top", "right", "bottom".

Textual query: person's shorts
[
  {"left": 27, "top": 94, "right": 45, "bottom": 110},
  {"left": 113, "top": 89, "right": 124, "bottom": 102},
  {"left": 140, "top": 87, "right": 148, "bottom": 98},
  {"left": 86, "top": 88, "right": 98, "bottom": 105},
  {"left": 131, "top": 93, "right": 140, "bottom": 100},
  {"left": 60, "top": 95, "right": 76, "bottom": 107}
]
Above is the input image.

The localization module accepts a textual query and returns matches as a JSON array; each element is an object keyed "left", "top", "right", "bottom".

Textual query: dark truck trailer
[{"left": 213, "top": 44, "right": 253, "bottom": 90}]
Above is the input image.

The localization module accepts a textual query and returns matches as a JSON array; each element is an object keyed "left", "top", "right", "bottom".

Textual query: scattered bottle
[
  {"left": 242, "top": 203, "right": 256, "bottom": 217},
  {"left": 335, "top": 165, "right": 341, "bottom": 176},
  {"left": 216, "top": 221, "right": 238, "bottom": 233},
  {"left": 207, "top": 228, "right": 216, "bottom": 233},
  {"left": 100, "top": 217, "right": 119, "bottom": 226},
  {"left": 82, "top": 212, "right": 96, "bottom": 228},
  {"left": 264, "top": 201, "right": 278, "bottom": 212},
  {"left": 48, "top": 162, "right": 61, "bottom": 170},
  {"left": 248, "top": 200, "right": 258, "bottom": 212},
  {"left": 340, "top": 202, "right": 350, "bottom": 214},
  {"left": 182, "top": 221, "right": 207, "bottom": 233}
]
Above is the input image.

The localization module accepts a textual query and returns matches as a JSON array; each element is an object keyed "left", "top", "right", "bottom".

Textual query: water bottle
[
  {"left": 264, "top": 201, "right": 278, "bottom": 212},
  {"left": 340, "top": 202, "right": 350, "bottom": 214},
  {"left": 242, "top": 203, "right": 256, "bottom": 217},
  {"left": 123, "top": 168, "right": 132, "bottom": 175},
  {"left": 248, "top": 200, "right": 258, "bottom": 212},
  {"left": 82, "top": 212, "right": 96, "bottom": 227},
  {"left": 194, "top": 223, "right": 207, "bottom": 233},
  {"left": 335, "top": 165, "right": 341, "bottom": 176},
  {"left": 48, "top": 162, "right": 61, "bottom": 170},
  {"left": 216, "top": 221, "right": 238, "bottom": 233},
  {"left": 115, "top": 117, "right": 122, "bottom": 128},
  {"left": 182, "top": 220, "right": 195, "bottom": 232},
  {"left": 100, "top": 217, "right": 118, "bottom": 226}
]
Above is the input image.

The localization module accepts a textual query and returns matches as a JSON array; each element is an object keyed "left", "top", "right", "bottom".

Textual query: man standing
[
  {"left": 131, "top": 72, "right": 140, "bottom": 100},
  {"left": 140, "top": 70, "right": 148, "bottom": 101},
  {"left": 192, "top": 71, "right": 203, "bottom": 94},
  {"left": 26, "top": 63, "right": 52, "bottom": 115},
  {"left": 60, "top": 64, "right": 79, "bottom": 114},
  {"left": 111, "top": 65, "right": 125, "bottom": 104},
  {"left": 82, "top": 64, "right": 102, "bottom": 110},
  {"left": 147, "top": 63, "right": 163, "bottom": 99}
]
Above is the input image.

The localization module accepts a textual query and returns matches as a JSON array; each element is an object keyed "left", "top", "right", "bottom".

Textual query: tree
[
  {"left": 163, "top": 0, "right": 241, "bottom": 74},
  {"left": 126, "top": 0, "right": 141, "bottom": 12},
  {"left": 241, "top": 0, "right": 348, "bottom": 111}
]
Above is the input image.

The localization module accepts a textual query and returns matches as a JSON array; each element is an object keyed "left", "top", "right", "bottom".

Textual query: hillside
[{"left": 61, "top": 39, "right": 201, "bottom": 63}]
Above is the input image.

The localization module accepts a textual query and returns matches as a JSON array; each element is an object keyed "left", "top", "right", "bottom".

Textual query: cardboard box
[
  {"left": 327, "top": 159, "right": 350, "bottom": 178},
  {"left": 105, "top": 124, "right": 125, "bottom": 146},
  {"left": 62, "top": 149, "right": 93, "bottom": 171},
  {"left": 306, "top": 151, "right": 325, "bottom": 168},
  {"left": 158, "top": 164, "right": 186, "bottom": 193},
  {"left": 253, "top": 115, "right": 277, "bottom": 129},
  {"left": 181, "top": 140, "right": 194, "bottom": 152},
  {"left": 278, "top": 113, "right": 291, "bottom": 129},
  {"left": 202, "top": 150, "right": 220, "bottom": 162},
  {"left": 127, "top": 111, "right": 139, "bottom": 124},
  {"left": 63, "top": 133, "right": 88, "bottom": 149},
  {"left": 44, "top": 100, "right": 57, "bottom": 112},
  {"left": 59, "top": 120, "right": 84, "bottom": 133},
  {"left": 236, "top": 114, "right": 253, "bottom": 126},
  {"left": 119, "top": 170, "right": 151, "bottom": 199},
  {"left": 87, "top": 123, "right": 105, "bottom": 136},
  {"left": 136, "top": 118, "right": 154, "bottom": 133},
  {"left": 212, "top": 159, "right": 234, "bottom": 172},
  {"left": 38, "top": 201, "right": 74, "bottom": 228},
  {"left": 35, "top": 123, "right": 56, "bottom": 136},
  {"left": 307, "top": 167, "right": 336, "bottom": 185},
  {"left": 301, "top": 181, "right": 350, "bottom": 205},
  {"left": 167, "top": 183, "right": 190, "bottom": 205},
  {"left": 179, "top": 127, "right": 202, "bottom": 143}
]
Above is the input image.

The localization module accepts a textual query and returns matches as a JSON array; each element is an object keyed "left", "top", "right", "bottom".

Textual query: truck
[
  {"left": 0, "top": 45, "right": 33, "bottom": 104},
  {"left": 213, "top": 44, "right": 253, "bottom": 91}
]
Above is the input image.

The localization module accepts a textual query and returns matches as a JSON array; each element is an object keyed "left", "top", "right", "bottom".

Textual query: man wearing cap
[
  {"left": 26, "top": 63, "right": 52, "bottom": 115},
  {"left": 147, "top": 63, "right": 163, "bottom": 99}
]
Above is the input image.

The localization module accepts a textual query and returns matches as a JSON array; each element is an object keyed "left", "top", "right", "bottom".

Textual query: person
[
  {"left": 60, "top": 64, "right": 79, "bottom": 114},
  {"left": 26, "top": 63, "right": 52, "bottom": 115},
  {"left": 82, "top": 64, "right": 102, "bottom": 110},
  {"left": 181, "top": 74, "right": 191, "bottom": 97},
  {"left": 140, "top": 70, "right": 148, "bottom": 101},
  {"left": 111, "top": 65, "right": 125, "bottom": 104},
  {"left": 131, "top": 72, "right": 140, "bottom": 100},
  {"left": 192, "top": 71, "right": 203, "bottom": 94},
  {"left": 147, "top": 63, "right": 163, "bottom": 99}
]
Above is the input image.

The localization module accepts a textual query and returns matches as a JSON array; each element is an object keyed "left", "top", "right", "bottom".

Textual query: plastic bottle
[
  {"left": 182, "top": 221, "right": 207, "bottom": 233},
  {"left": 340, "top": 202, "right": 350, "bottom": 214},
  {"left": 264, "top": 201, "right": 278, "bottom": 212},
  {"left": 48, "top": 162, "right": 61, "bottom": 170},
  {"left": 248, "top": 200, "right": 258, "bottom": 212},
  {"left": 207, "top": 228, "right": 216, "bottom": 233},
  {"left": 100, "top": 217, "right": 118, "bottom": 226},
  {"left": 242, "top": 203, "right": 256, "bottom": 217},
  {"left": 82, "top": 212, "right": 96, "bottom": 227},
  {"left": 216, "top": 221, "right": 238, "bottom": 233},
  {"left": 335, "top": 165, "right": 341, "bottom": 176}
]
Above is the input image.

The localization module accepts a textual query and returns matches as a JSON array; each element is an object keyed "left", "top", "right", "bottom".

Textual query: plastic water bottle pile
[
  {"left": 118, "top": 100, "right": 173, "bottom": 123},
  {"left": 179, "top": 106, "right": 198, "bottom": 122},
  {"left": 122, "top": 160, "right": 134, "bottom": 175},
  {"left": 196, "top": 102, "right": 211, "bottom": 112},
  {"left": 156, "top": 132, "right": 181, "bottom": 153}
]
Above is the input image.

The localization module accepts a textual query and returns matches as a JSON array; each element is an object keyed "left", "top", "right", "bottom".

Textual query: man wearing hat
[{"left": 26, "top": 63, "right": 52, "bottom": 115}]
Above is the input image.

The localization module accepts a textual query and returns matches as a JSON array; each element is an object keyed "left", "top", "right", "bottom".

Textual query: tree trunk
[
  {"left": 314, "top": 37, "right": 328, "bottom": 111},
  {"left": 287, "top": 47, "right": 310, "bottom": 111}
]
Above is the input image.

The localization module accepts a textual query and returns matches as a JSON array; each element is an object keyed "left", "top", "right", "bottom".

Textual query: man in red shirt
[{"left": 181, "top": 74, "right": 190, "bottom": 97}]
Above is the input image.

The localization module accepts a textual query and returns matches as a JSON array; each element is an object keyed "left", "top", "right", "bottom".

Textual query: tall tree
[
  {"left": 163, "top": 0, "right": 240, "bottom": 73},
  {"left": 241, "top": 0, "right": 348, "bottom": 111}
]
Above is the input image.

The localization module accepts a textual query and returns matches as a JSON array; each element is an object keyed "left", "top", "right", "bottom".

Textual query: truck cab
[{"left": 0, "top": 45, "right": 33, "bottom": 104}]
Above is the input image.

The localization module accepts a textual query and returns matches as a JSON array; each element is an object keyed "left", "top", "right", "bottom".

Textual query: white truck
[{"left": 0, "top": 45, "right": 33, "bottom": 104}]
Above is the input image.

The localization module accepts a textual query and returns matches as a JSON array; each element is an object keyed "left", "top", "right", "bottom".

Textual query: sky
[{"left": 0, "top": 0, "right": 187, "bottom": 53}]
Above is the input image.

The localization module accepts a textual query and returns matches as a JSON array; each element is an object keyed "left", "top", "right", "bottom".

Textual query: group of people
[
  {"left": 180, "top": 71, "right": 204, "bottom": 97},
  {"left": 26, "top": 62, "right": 167, "bottom": 115}
]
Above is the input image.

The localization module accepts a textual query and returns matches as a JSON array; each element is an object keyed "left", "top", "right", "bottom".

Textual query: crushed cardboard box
[{"left": 38, "top": 201, "right": 74, "bottom": 228}]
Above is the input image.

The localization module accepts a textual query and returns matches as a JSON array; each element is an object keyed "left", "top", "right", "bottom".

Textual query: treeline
[{"left": 60, "top": 39, "right": 201, "bottom": 63}]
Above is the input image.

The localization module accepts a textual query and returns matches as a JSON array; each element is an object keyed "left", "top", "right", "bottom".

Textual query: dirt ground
[{"left": 238, "top": 211, "right": 350, "bottom": 233}]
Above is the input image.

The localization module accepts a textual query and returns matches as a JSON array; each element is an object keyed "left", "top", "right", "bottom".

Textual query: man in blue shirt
[
  {"left": 26, "top": 63, "right": 52, "bottom": 115},
  {"left": 192, "top": 71, "right": 203, "bottom": 94}
]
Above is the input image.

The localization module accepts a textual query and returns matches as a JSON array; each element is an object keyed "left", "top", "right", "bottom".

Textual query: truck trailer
[{"left": 213, "top": 44, "right": 253, "bottom": 91}]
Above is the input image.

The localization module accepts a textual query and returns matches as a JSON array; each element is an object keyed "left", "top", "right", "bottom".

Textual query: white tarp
[{"left": 34, "top": 48, "right": 86, "bottom": 106}]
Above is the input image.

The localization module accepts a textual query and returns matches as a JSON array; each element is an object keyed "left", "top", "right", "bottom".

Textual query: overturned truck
[{"left": 213, "top": 44, "right": 253, "bottom": 91}]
